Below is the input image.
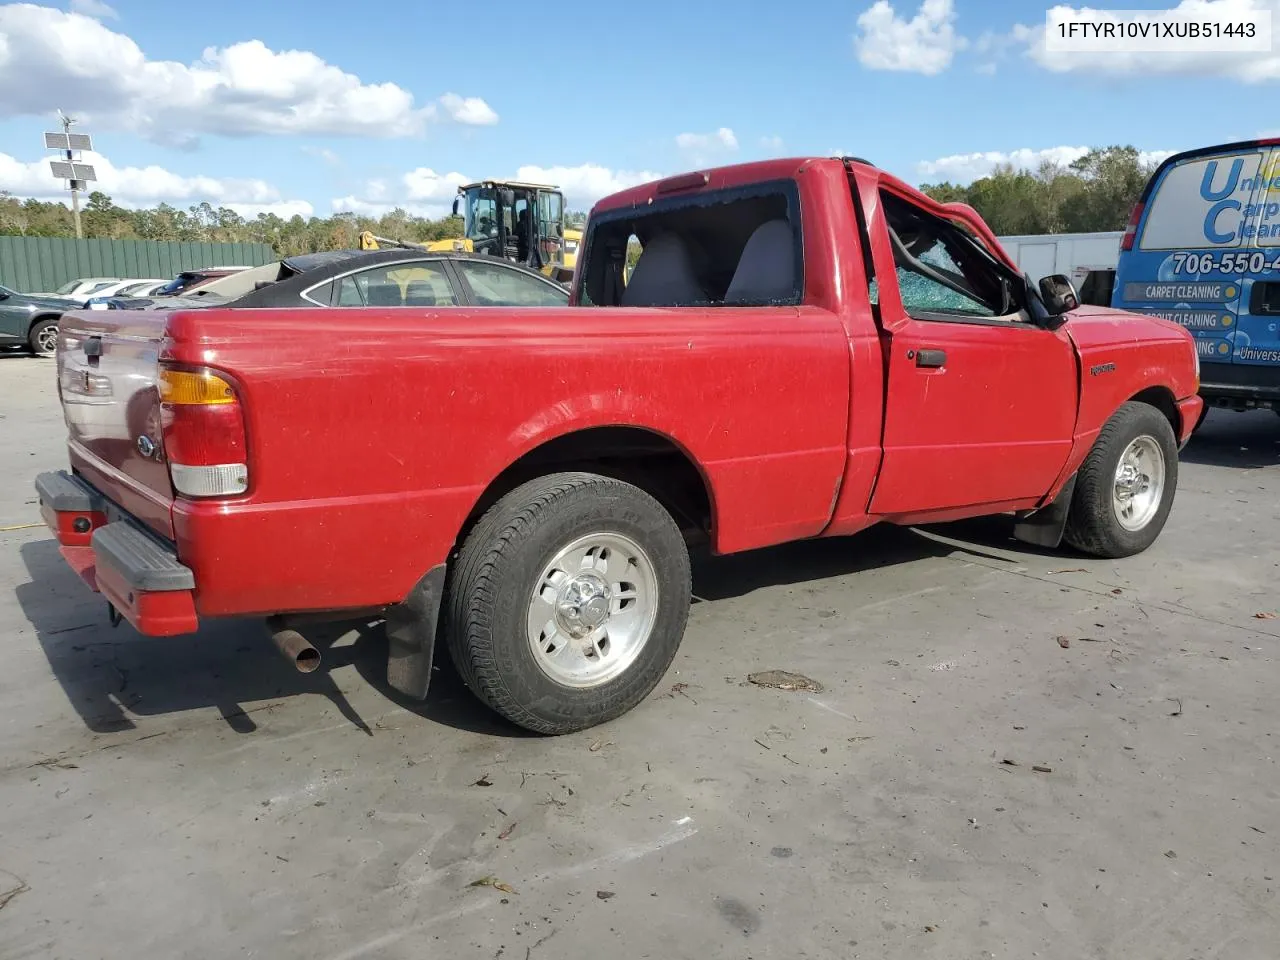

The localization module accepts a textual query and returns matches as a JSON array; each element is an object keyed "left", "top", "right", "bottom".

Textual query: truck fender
[{"left": 1012, "top": 474, "right": 1077, "bottom": 549}]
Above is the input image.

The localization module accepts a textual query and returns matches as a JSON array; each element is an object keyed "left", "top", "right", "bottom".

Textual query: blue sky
[{"left": 0, "top": 0, "right": 1277, "bottom": 219}]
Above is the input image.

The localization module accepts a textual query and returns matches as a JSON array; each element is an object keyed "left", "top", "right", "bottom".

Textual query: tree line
[
  {"left": 918, "top": 146, "right": 1157, "bottom": 235},
  {"left": 0, "top": 190, "right": 590, "bottom": 257},
  {"left": 0, "top": 146, "right": 1156, "bottom": 254}
]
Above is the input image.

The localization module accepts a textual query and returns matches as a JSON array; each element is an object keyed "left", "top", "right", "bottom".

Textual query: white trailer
[{"left": 996, "top": 231, "right": 1122, "bottom": 306}]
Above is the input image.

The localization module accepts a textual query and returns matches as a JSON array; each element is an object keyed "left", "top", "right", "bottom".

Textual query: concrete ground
[{"left": 1, "top": 352, "right": 1277, "bottom": 960}]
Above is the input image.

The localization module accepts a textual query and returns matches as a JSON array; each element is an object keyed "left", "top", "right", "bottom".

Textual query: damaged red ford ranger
[{"left": 36, "top": 157, "right": 1202, "bottom": 734}]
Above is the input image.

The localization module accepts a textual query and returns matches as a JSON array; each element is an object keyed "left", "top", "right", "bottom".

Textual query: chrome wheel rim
[
  {"left": 526, "top": 531, "right": 659, "bottom": 688},
  {"left": 1112, "top": 435, "right": 1165, "bottom": 531},
  {"left": 35, "top": 324, "right": 58, "bottom": 355}
]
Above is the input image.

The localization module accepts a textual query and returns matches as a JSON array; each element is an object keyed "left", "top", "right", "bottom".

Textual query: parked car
[
  {"left": 36, "top": 156, "right": 1201, "bottom": 736},
  {"left": 0, "top": 283, "right": 76, "bottom": 356},
  {"left": 101, "top": 249, "right": 571, "bottom": 311},
  {"left": 150, "top": 266, "right": 255, "bottom": 297},
  {"left": 77, "top": 278, "right": 166, "bottom": 301},
  {"left": 1112, "top": 136, "right": 1280, "bottom": 429},
  {"left": 36, "top": 277, "right": 122, "bottom": 300}
]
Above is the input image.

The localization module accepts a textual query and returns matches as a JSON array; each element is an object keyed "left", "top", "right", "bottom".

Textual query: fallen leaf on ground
[
  {"left": 469, "top": 876, "right": 517, "bottom": 894},
  {"left": 747, "top": 670, "right": 823, "bottom": 693},
  {"left": 1056, "top": 636, "right": 1071, "bottom": 649},
  {"left": 1254, "top": 612, "right": 1277, "bottom": 620},
  {"left": 1032, "top": 765, "right": 1053, "bottom": 773},
  {"left": 596, "top": 890, "right": 615, "bottom": 900},
  {"left": 588, "top": 739, "right": 614, "bottom": 752},
  {"left": 498, "top": 822, "right": 517, "bottom": 840},
  {"left": 1049, "top": 568, "right": 1087, "bottom": 575},
  {"left": 1000, "top": 759, "right": 1020, "bottom": 766},
  {"left": 472, "top": 774, "right": 493, "bottom": 787}
]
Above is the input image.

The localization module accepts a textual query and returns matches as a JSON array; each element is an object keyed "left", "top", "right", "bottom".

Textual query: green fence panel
[{"left": 0, "top": 236, "right": 275, "bottom": 293}]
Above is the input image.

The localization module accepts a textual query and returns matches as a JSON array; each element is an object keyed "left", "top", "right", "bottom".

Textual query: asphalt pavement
[{"left": 1, "top": 353, "right": 1277, "bottom": 960}]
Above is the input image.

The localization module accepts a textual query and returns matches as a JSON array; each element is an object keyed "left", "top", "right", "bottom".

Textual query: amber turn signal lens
[{"left": 158, "top": 368, "right": 236, "bottom": 406}]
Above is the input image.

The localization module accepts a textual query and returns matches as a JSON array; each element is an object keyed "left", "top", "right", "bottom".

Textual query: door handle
[{"left": 914, "top": 348, "right": 946, "bottom": 368}]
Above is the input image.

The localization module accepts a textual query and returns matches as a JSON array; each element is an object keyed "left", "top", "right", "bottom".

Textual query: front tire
[
  {"left": 1063, "top": 402, "right": 1178, "bottom": 559},
  {"left": 445, "top": 472, "right": 692, "bottom": 734},
  {"left": 28, "top": 317, "right": 60, "bottom": 357}
]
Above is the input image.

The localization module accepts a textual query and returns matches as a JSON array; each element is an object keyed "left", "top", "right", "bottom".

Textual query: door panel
[
  {"left": 870, "top": 319, "right": 1077, "bottom": 516},
  {"left": 858, "top": 180, "right": 1078, "bottom": 518}
]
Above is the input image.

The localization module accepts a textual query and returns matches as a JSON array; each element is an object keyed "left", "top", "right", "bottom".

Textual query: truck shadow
[
  {"left": 15, "top": 518, "right": 1043, "bottom": 741},
  {"left": 1180, "top": 408, "right": 1280, "bottom": 469}
]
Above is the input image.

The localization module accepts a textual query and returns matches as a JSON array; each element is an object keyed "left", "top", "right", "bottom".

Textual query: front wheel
[
  {"left": 444, "top": 472, "right": 692, "bottom": 734},
  {"left": 1063, "top": 402, "right": 1179, "bottom": 559},
  {"left": 28, "top": 317, "right": 60, "bottom": 357}
]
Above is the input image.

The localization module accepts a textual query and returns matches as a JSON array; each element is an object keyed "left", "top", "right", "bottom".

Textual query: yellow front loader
[{"left": 357, "top": 179, "right": 578, "bottom": 283}]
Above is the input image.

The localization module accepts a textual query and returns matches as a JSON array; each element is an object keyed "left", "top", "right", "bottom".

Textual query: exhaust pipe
[{"left": 267, "top": 617, "right": 321, "bottom": 673}]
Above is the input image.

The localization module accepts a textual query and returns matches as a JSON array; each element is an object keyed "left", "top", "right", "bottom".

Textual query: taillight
[
  {"left": 1120, "top": 201, "right": 1144, "bottom": 251},
  {"left": 157, "top": 365, "right": 249, "bottom": 498}
]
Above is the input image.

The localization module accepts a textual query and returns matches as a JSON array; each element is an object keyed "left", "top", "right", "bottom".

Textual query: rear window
[
  {"left": 1140, "top": 149, "right": 1269, "bottom": 250},
  {"left": 579, "top": 179, "right": 803, "bottom": 307}
]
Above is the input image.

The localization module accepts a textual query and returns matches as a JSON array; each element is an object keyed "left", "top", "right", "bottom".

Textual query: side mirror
[
  {"left": 0, "top": 291, "right": 8, "bottom": 300},
  {"left": 1039, "top": 274, "right": 1080, "bottom": 314},
  {"left": 451, "top": 197, "right": 460, "bottom": 217}
]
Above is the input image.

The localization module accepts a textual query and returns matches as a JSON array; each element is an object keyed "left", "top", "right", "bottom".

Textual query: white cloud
[
  {"left": 915, "top": 145, "right": 1178, "bottom": 183},
  {"left": 674, "top": 127, "right": 738, "bottom": 164},
  {"left": 69, "top": 0, "right": 116, "bottom": 18},
  {"left": 438, "top": 92, "right": 499, "bottom": 126},
  {"left": 0, "top": 5, "right": 496, "bottom": 142},
  {"left": 854, "top": 0, "right": 967, "bottom": 75},
  {"left": 333, "top": 163, "right": 662, "bottom": 219},
  {"left": 0, "top": 149, "right": 313, "bottom": 217},
  {"left": 759, "top": 135, "right": 785, "bottom": 152},
  {"left": 513, "top": 164, "right": 662, "bottom": 210},
  {"left": 1009, "top": 1, "right": 1280, "bottom": 82}
]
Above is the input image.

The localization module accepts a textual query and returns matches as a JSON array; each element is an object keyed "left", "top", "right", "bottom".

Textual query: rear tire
[
  {"left": 1063, "top": 402, "right": 1178, "bottom": 559},
  {"left": 445, "top": 472, "right": 691, "bottom": 734},
  {"left": 28, "top": 317, "right": 60, "bottom": 357}
]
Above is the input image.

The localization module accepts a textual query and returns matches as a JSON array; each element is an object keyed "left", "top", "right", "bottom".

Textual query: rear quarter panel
[{"left": 162, "top": 305, "right": 850, "bottom": 615}]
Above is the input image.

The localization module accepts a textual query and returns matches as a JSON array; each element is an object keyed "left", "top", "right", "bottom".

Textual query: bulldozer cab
[{"left": 453, "top": 180, "right": 566, "bottom": 274}]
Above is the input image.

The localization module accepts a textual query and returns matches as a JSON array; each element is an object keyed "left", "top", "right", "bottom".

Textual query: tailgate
[{"left": 57, "top": 309, "right": 176, "bottom": 540}]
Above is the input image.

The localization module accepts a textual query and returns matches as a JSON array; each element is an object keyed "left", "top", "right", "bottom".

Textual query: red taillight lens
[
  {"left": 1120, "top": 201, "right": 1144, "bottom": 251},
  {"left": 158, "top": 365, "right": 249, "bottom": 498}
]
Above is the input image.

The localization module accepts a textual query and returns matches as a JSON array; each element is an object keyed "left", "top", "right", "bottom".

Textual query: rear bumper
[{"left": 34, "top": 470, "right": 199, "bottom": 637}]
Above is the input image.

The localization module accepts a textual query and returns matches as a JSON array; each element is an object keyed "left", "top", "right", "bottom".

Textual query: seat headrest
[
  {"left": 724, "top": 219, "right": 797, "bottom": 304},
  {"left": 621, "top": 233, "right": 706, "bottom": 307}
]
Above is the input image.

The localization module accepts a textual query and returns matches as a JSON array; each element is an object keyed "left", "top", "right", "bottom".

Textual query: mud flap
[
  {"left": 1012, "top": 475, "right": 1077, "bottom": 549},
  {"left": 385, "top": 564, "right": 446, "bottom": 700}
]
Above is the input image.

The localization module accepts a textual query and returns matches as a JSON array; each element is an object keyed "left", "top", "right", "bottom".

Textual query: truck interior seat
[
  {"left": 621, "top": 233, "right": 706, "bottom": 307},
  {"left": 724, "top": 219, "right": 796, "bottom": 304}
]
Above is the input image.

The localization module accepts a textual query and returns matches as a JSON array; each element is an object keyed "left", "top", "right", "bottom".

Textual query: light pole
[{"left": 44, "top": 111, "right": 96, "bottom": 240}]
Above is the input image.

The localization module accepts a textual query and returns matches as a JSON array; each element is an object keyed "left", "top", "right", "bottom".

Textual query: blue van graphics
[{"left": 1113, "top": 142, "right": 1280, "bottom": 370}]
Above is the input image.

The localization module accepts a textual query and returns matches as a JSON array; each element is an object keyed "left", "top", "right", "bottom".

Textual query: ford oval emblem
[{"left": 136, "top": 435, "right": 156, "bottom": 458}]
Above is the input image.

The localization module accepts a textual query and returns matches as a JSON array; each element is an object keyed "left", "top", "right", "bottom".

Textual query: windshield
[
  {"left": 54, "top": 280, "right": 81, "bottom": 294},
  {"left": 462, "top": 187, "right": 499, "bottom": 241},
  {"left": 0, "top": 284, "right": 14, "bottom": 297}
]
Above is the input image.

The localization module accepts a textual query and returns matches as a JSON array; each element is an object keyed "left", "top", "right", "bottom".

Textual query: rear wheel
[
  {"left": 28, "top": 317, "right": 60, "bottom": 357},
  {"left": 1063, "top": 402, "right": 1178, "bottom": 559},
  {"left": 445, "top": 472, "right": 691, "bottom": 734}
]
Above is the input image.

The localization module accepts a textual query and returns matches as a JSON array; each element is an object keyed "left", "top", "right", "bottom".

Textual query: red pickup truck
[{"left": 36, "top": 157, "right": 1202, "bottom": 734}]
